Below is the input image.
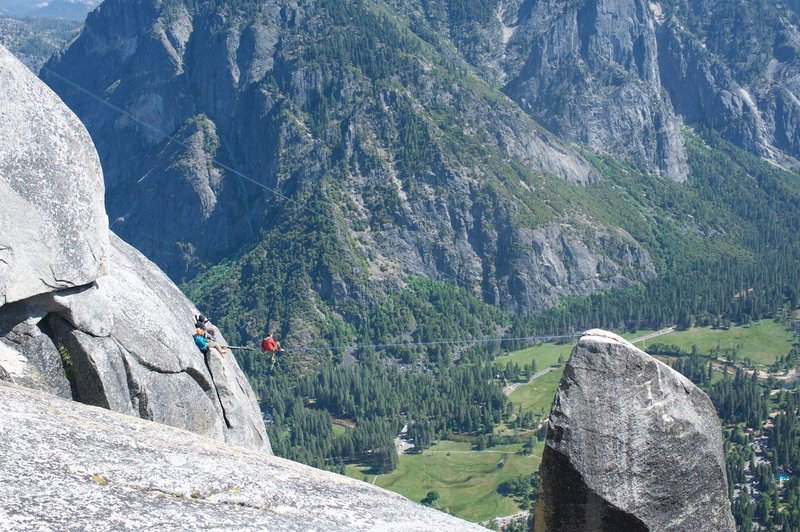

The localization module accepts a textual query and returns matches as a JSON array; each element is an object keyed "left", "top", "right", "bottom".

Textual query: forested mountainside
[
  {"left": 0, "top": 16, "right": 81, "bottom": 72},
  {"left": 0, "top": 0, "right": 100, "bottom": 20},
  {"left": 41, "top": 0, "right": 800, "bottom": 371}
]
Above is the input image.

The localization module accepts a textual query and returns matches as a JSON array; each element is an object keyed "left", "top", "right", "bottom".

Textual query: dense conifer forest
[{"left": 672, "top": 356, "right": 800, "bottom": 530}]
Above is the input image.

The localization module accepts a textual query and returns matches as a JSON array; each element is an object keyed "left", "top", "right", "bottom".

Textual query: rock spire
[{"left": 534, "top": 329, "right": 735, "bottom": 531}]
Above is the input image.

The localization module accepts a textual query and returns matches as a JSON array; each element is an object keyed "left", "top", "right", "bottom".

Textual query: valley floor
[{"left": 342, "top": 320, "right": 799, "bottom": 528}]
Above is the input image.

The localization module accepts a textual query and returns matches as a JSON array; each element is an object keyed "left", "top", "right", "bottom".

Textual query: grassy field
[
  {"left": 493, "top": 341, "right": 573, "bottom": 371},
  {"left": 632, "top": 320, "right": 795, "bottom": 366},
  {"left": 344, "top": 439, "right": 542, "bottom": 523},
  {"left": 508, "top": 368, "right": 565, "bottom": 417}
]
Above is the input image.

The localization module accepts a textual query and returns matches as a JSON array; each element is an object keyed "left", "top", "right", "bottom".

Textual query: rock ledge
[{"left": 0, "top": 382, "right": 484, "bottom": 531}]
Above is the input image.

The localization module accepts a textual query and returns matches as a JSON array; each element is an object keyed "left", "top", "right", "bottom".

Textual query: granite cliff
[
  {"left": 0, "top": 44, "right": 268, "bottom": 452},
  {"left": 0, "top": 382, "right": 484, "bottom": 531},
  {"left": 503, "top": 0, "right": 690, "bottom": 182},
  {"left": 534, "top": 330, "right": 735, "bottom": 531},
  {"left": 655, "top": 0, "right": 800, "bottom": 166},
  {"left": 449, "top": 0, "right": 800, "bottom": 173}
]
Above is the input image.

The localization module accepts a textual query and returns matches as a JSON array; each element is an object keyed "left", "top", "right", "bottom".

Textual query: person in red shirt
[{"left": 260, "top": 332, "right": 283, "bottom": 365}]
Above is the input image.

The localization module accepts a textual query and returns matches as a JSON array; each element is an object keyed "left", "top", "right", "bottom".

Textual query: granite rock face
[
  {"left": 504, "top": 0, "right": 689, "bottom": 182},
  {"left": 437, "top": 0, "right": 800, "bottom": 175},
  {"left": 41, "top": 233, "right": 270, "bottom": 452},
  {"left": 654, "top": 1, "right": 800, "bottom": 166},
  {"left": 0, "top": 382, "right": 484, "bottom": 531},
  {"left": 0, "top": 44, "right": 109, "bottom": 306},
  {"left": 0, "top": 44, "right": 269, "bottom": 453},
  {"left": 506, "top": 224, "right": 655, "bottom": 313},
  {"left": 534, "top": 329, "right": 735, "bottom": 531}
]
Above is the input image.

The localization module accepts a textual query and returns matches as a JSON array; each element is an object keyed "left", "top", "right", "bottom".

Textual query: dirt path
[
  {"left": 424, "top": 450, "right": 541, "bottom": 459},
  {"left": 628, "top": 327, "right": 676, "bottom": 345},
  {"left": 394, "top": 423, "right": 415, "bottom": 455},
  {"left": 710, "top": 358, "right": 799, "bottom": 383},
  {"left": 503, "top": 366, "right": 560, "bottom": 396},
  {"left": 485, "top": 510, "right": 530, "bottom": 528}
]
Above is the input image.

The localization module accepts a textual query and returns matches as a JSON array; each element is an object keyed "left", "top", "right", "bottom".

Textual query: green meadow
[
  {"left": 632, "top": 320, "right": 795, "bottom": 366},
  {"left": 493, "top": 341, "right": 572, "bottom": 371},
  {"left": 344, "top": 439, "right": 543, "bottom": 523},
  {"left": 507, "top": 368, "right": 565, "bottom": 417}
]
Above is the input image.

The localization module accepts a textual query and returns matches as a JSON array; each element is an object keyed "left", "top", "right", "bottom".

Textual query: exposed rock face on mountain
[
  {"left": 0, "top": 44, "right": 269, "bottom": 452},
  {"left": 36, "top": 0, "right": 800, "bottom": 299},
  {"left": 534, "top": 330, "right": 735, "bottom": 531},
  {"left": 425, "top": 0, "right": 800, "bottom": 177},
  {"left": 656, "top": 21, "right": 766, "bottom": 157},
  {"left": 41, "top": 0, "right": 659, "bottom": 342},
  {"left": 654, "top": 0, "right": 800, "bottom": 166},
  {"left": 504, "top": 0, "right": 690, "bottom": 182},
  {"left": 504, "top": 223, "right": 655, "bottom": 313},
  {"left": 0, "top": 382, "right": 484, "bottom": 531}
]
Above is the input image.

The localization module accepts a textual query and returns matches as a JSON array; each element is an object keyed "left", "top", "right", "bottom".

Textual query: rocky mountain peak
[{"left": 534, "top": 329, "right": 735, "bottom": 530}]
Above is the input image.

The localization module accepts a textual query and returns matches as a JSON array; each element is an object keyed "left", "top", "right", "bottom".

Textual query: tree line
[{"left": 261, "top": 352, "right": 509, "bottom": 474}]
